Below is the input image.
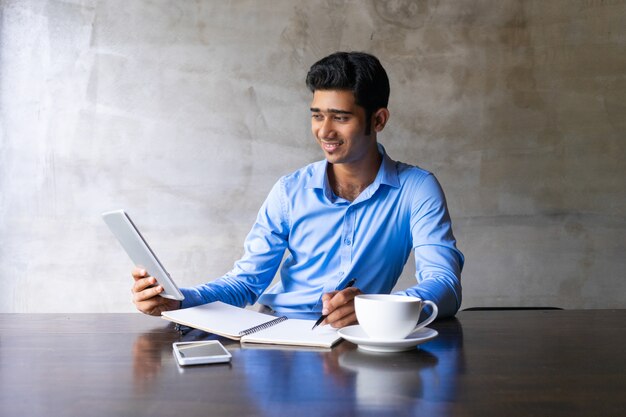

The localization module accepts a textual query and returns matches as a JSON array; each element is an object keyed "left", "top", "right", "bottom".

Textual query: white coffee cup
[{"left": 354, "top": 294, "right": 438, "bottom": 340}]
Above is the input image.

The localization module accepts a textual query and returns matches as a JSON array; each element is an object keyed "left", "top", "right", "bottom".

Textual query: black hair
[{"left": 306, "top": 52, "right": 390, "bottom": 134}]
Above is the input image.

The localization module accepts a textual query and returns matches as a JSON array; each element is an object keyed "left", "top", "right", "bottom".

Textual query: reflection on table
[
  {"left": 2, "top": 310, "right": 625, "bottom": 417},
  {"left": 130, "top": 318, "right": 465, "bottom": 416}
]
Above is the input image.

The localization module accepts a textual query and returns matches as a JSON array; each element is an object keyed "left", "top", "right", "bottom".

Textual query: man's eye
[
  {"left": 312, "top": 114, "right": 324, "bottom": 121},
  {"left": 334, "top": 116, "right": 349, "bottom": 122}
]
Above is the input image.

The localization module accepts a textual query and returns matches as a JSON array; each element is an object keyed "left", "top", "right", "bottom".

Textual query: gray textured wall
[{"left": 1, "top": 0, "right": 624, "bottom": 313}]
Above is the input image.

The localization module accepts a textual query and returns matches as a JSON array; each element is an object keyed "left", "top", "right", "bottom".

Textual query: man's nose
[{"left": 318, "top": 118, "right": 336, "bottom": 139}]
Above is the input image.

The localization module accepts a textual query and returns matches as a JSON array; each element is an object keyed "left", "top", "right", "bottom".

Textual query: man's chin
[{"left": 323, "top": 152, "right": 343, "bottom": 164}]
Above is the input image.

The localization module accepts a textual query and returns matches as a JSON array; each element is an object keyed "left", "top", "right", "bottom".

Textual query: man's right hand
[{"left": 131, "top": 268, "right": 181, "bottom": 316}]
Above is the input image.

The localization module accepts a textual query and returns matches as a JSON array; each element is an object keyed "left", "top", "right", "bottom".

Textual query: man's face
[{"left": 310, "top": 90, "right": 375, "bottom": 166}]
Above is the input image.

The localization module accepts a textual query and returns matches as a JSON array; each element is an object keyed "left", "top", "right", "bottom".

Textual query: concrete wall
[{"left": 1, "top": 0, "right": 624, "bottom": 312}]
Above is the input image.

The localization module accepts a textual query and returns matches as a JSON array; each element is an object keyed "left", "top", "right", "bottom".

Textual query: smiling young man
[{"left": 131, "top": 52, "right": 464, "bottom": 328}]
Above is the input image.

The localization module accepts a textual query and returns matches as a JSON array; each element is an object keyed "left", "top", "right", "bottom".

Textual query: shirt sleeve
[
  {"left": 180, "top": 178, "right": 290, "bottom": 309},
  {"left": 395, "top": 173, "right": 464, "bottom": 318}
]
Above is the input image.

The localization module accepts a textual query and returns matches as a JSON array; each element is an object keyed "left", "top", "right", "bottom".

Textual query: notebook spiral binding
[{"left": 238, "top": 316, "right": 288, "bottom": 336}]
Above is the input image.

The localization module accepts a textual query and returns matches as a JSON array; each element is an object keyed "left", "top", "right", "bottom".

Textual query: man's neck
[{"left": 328, "top": 149, "right": 382, "bottom": 202}]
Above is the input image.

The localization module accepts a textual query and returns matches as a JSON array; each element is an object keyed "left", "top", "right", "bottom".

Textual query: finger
[
  {"left": 328, "top": 310, "right": 358, "bottom": 329},
  {"left": 132, "top": 277, "right": 159, "bottom": 296},
  {"left": 325, "top": 287, "right": 361, "bottom": 312},
  {"left": 132, "top": 276, "right": 154, "bottom": 293},
  {"left": 324, "top": 299, "right": 356, "bottom": 326},
  {"left": 332, "top": 312, "right": 357, "bottom": 328},
  {"left": 134, "top": 296, "right": 164, "bottom": 315},
  {"left": 321, "top": 291, "right": 338, "bottom": 304},
  {"left": 134, "top": 293, "right": 180, "bottom": 316},
  {"left": 132, "top": 267, "right": 148, "bottom": 280},
  {"left": 133, "top": 285, "right": 164, "bottom": 303},
  {"left": 321, "top": 291, "right": 338, "bottom": 314}
]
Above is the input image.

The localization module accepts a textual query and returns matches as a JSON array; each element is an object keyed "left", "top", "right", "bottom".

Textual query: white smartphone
[
  {"left": 102, "top": 209, "right": 184, "bottom": 301},
  {"left": 173, "top": 341, "right": 232, "bottom": 366}
]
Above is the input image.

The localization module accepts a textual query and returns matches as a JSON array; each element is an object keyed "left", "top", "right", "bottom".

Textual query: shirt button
[{"left": 345, "top": 239, "right": 352, "bottom": 246}]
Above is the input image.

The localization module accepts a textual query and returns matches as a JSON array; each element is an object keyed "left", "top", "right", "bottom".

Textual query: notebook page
[
  {"left": 240, "top": 318, "right": 341, "bottom": 348},
  {"left": 162, "top": 302, "right": 280, "bottom": 340}
]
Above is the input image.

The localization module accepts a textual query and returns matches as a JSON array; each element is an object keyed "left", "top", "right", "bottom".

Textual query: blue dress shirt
[{"left": 180, "top": 144, "right": 464, "bottom": 318}]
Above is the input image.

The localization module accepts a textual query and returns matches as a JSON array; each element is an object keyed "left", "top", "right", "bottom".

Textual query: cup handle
[{"left": 414, "top": 300, "right": 438, "bottom": 331}]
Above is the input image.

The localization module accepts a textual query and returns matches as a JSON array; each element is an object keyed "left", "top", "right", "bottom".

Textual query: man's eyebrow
[{"left": 310, "top": 107, "right": 354, "bottom": 115}]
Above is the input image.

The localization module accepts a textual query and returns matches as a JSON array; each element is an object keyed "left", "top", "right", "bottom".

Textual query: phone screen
[
  {"left": 173, "top": 341, "right": 232, "bottom": 366},
  {"left": 177, "top": 342, "right": 228, "bottom": 358}
]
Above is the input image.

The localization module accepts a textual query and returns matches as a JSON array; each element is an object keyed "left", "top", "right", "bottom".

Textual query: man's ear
[{"left": 372, "top": 108, "right": 390, "bottom": 132}]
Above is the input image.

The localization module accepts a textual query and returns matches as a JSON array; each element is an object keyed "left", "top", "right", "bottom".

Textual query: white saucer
[{"left": 338, "top": 325, "right": 438, "bottom": 353}]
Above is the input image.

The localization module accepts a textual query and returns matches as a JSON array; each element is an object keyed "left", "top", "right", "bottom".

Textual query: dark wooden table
[{"left": 1, "top": 310, "right": 624, "bottom": 417}]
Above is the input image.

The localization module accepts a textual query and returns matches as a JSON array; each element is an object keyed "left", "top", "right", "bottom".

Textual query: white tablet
[{"left": 102, "top": 209, "right": 184, "bottom": 301}]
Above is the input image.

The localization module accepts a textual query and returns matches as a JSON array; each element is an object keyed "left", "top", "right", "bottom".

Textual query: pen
[{"left": 311, "top": 278, "right": 357, "bottom": 330}]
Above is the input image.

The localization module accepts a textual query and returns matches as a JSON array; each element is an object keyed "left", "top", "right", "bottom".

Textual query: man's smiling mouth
[{"left": 321, "top": 141, "right": 343, "bottom": 151}]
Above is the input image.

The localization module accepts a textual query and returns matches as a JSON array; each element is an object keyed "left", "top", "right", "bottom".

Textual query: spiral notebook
[{"left": 161, "top": 301, "right": 341, "bottom": 348}]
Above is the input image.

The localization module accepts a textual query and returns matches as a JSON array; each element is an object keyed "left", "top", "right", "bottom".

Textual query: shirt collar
[{"left": 307, "top": 143, "right": 400, "bottom": 193}]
